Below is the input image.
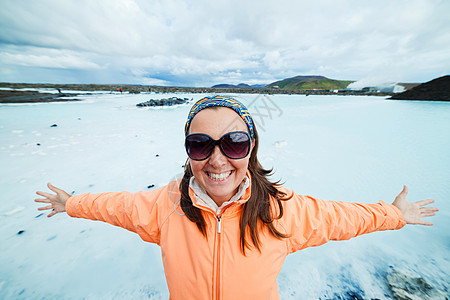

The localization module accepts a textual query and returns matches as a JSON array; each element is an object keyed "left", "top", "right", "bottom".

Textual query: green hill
[{"left": 266, "top": 75, "right": 353, "bottom": 90}]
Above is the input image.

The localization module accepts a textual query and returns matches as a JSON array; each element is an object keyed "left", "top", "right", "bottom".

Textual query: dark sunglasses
[{"left": 185, "top": 131, "right": 251, "bottom": 161}]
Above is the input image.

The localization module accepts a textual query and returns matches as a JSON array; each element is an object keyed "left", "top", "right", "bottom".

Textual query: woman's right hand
[{"left": 35, "top": 183, "right": 71, "bottom": 217}]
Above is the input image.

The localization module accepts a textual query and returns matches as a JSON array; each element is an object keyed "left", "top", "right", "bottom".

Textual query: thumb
[
  {"left": 393, "top": 185, "right": 408, "bottom": 207},
  {"left": 47, "top": 182, "right": 63, "bottom": 195},
  {"left": 399, "top": 185, "right": 408, "bottom": 197}
]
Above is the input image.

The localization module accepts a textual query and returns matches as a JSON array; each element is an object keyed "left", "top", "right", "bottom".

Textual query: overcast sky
[{"left": 1, "top": 0, "right": 449, "bottom": 87}]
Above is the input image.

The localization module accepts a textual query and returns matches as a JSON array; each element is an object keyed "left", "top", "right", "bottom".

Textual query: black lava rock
[
  {"left": 137, "top": 97, "right": 190, "bottom": 107},
  {"left": 390, "top": 75, "right": 450, "bottom": 101}
]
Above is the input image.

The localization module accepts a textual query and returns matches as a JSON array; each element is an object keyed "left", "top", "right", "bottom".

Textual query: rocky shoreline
[
  {"left": 2, "top": 75, "right": 449, "bottom": 103},
  {"left": 0, "top": 82, "right": 394, "bottom": 103},
  {"left": 0, "top": 89, "right": 81, "bottom": 103}
]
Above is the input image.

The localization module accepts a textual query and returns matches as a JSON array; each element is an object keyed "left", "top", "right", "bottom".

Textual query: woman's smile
[{"left": 205, "top": 170, "right": 233, "bottom": 182}]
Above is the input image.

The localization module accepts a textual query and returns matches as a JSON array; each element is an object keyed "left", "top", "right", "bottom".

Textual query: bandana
[{"left": 185, "top": 95, "right": 255, "bottom": 138}]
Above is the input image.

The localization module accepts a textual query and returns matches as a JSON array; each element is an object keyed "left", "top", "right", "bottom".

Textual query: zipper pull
[{"left": 217, "top": 215, "right": 222, "bottom": 234}]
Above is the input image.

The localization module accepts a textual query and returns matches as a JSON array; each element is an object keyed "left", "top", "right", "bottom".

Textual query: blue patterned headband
[{"left": 185, "top": 95, "right": 255, "bottom": 139}]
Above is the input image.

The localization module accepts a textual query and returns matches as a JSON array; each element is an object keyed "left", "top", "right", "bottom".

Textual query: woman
[{"left": 35, "top": 95, "right": 438, "bottom": 300}]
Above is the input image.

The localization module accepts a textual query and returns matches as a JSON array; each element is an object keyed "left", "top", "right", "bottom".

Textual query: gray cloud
[{"left": 1, "top": 0, "right": 449, "bottom": 86}]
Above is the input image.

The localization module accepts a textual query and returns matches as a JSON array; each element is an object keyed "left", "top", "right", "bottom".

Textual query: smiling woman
[
  {"left": 35, "top": 95, "right": 438, "bottom": 300},
  {"left": 187, "top": 108, "right": 252, "bottom": 205}
]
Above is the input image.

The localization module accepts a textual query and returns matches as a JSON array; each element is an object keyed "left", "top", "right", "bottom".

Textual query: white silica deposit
[{"left": 1, "top": 92, "right": 449, "bottom": 299}]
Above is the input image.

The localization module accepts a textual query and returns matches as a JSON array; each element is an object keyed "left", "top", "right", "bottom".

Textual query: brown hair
[{"left": 180, "top": 108, "right": 291, "bottom": 254}]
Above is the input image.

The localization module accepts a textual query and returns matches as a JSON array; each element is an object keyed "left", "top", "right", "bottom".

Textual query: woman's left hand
[{"left": 392, "top": 185, "right": 438, "bottom": 226}]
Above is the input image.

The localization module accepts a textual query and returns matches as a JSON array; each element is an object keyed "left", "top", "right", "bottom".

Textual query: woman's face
[{"left": 188, "top": 107, "right": 253, "bottom": 206}]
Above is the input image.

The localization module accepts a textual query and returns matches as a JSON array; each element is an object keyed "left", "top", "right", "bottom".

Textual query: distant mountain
[
  {"left": 390, "top": 75, "right": 450, "bottom": 101},
  {"left": 212, "top": 83, "right": 254, "bottom": 89},
  {"left": 265, "top": 75, "right": 353, "bottom": 90},
  {"left": 249, "top": 84, "right": 266, "bottom": 88},
  {"left": 212, "top": 76, "right": 352, "bottom": 90}
]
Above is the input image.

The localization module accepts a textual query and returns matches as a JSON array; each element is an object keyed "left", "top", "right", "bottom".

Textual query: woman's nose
[{"left": 208, "top": 145, "right": 227, "bottom": 167}]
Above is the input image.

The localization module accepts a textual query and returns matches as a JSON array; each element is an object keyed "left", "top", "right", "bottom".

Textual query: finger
[
  {"left": 34, "top": 198, "right": 51, "bottom": 203},
  {"left": 416, "top": 199, "right": 435, "bottom": 206},
  {"left": 420, "top": 212, "right": 436, "bottom": 217},
  {"left": 420, "top": 206, "right": 439, "bottom": 213},
  {"left": 38, "top": 205, "right": 53, "bottom": 211},
  {"left": 47, "top": 211, "right": 57, "bottom": 217},
  {"left": 36, "top": 191, "right": 54, "bottom": 199},
  {"left": 417, "top": 220, "right": 433, "bottom": 226}
]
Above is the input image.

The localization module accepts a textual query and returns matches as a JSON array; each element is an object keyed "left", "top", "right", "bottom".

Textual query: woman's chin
[
  {"left": 205, "top": 187, "right": 234, "bottom": 204},
  {"left": 203, "top": 182, "right": 238, "bottom": 205}
]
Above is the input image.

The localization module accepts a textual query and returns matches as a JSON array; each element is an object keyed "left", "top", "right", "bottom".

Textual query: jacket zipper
[
  {"left": 217, "top": 215, "right": 222, "bottom": 233},
  {"left": 215, "top": 215, "right": 222, "bottom": 300},
  {"left": 192, "top": 203, "right": 232, "bottom": 300}
]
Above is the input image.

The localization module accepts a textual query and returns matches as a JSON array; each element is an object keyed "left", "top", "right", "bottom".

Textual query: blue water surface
[{"left": 0, "top": 93, "right": 448, "bottom": 299}]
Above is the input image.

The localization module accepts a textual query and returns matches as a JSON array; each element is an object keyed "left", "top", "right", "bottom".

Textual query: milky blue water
[{"left": 1, "top": 93, "right": 449, "bottom": 299}]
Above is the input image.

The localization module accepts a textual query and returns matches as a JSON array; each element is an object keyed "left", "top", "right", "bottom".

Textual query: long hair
[{"left": 180, "top": 111, "right": 291, "bottom": 254}]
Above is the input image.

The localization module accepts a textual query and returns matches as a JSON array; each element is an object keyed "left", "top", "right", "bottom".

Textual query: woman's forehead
[{"left": 189, "top": 107, "right": 248, "bottom": 136}]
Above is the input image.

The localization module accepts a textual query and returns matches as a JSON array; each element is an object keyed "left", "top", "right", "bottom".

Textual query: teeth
[{"left": 207, "top": 171, "right": 232, "bottom": 181}]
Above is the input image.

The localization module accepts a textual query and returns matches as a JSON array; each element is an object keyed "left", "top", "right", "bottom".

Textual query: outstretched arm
[
  {"left": 392, "top": 185, "right": 438, "bottom": 226},
  {"left": 34, "top": 182, "right": 168, "bottom": 244},
  {"left": 35, "top": 183, "right": 70, "bottom": 217},
  {"left": 283, "top": 185, "right": 439, "bottom": 253}
]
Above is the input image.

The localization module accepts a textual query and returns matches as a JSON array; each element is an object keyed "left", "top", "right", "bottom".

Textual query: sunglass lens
[
  {"left": 186, "top": 134, "right": 213, "bottom": 160},
  {"left": 221, "top": 132, "right": 250, "bottom": 159}
]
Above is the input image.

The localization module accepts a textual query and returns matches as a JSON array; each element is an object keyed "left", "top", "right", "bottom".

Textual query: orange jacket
[{"left": 66, "top": 174, "right": 405, "bottom": 300}]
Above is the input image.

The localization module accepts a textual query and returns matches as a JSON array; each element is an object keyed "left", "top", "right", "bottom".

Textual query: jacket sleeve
[
  {"left": 65, "top": 187, "right": 167, "bottom": 245},
  {"left": 280, "top": 190, "right": 406, "bottom": 253}
]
